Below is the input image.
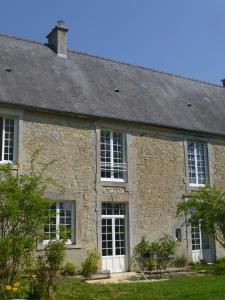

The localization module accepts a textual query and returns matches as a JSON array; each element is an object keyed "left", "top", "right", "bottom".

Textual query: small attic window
[{"left": 5, "top": 68, "right": 12, "bottom": 72}]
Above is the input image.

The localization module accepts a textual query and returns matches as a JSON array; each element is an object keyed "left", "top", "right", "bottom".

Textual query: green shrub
[
  {"left": 134, "top": 235, "right": 176, "bottom": 270},
  {"left": 27, "top": 240, "right": 65, "bottom": 300},
  {"left": 134, "top": 236, "right": 151, "bottom": 257},
  {"left": 174, "top": 256, "right": 187, "bottom": 268},
  {"left": 81, "top": 250, "right": 100, "bottom": 277},
  {"left": 214, "top": 258, "right": 225, "bottom": 274},
  {"left": 149, "top": 235, "right": 176, "bottom": 258},
  {"left": 63, "top": 262, "right": 77, "bottom": 276}
]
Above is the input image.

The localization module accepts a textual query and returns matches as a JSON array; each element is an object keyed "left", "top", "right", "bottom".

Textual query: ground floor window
[{"left": 44, "top": 201, "right": 75, "bottom": 244}]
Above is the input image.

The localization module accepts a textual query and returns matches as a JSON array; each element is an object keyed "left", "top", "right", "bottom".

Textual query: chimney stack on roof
[{"left": 47, "top": 21, "right": 69, "bottom": 58}]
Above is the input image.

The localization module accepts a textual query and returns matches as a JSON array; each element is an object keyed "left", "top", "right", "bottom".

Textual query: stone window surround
[
  {"left": 37, "top": 192, "right": 82, "bottom": 251},
  {"left": 187, "top": 141, "right": 208, "bottom": 187}
]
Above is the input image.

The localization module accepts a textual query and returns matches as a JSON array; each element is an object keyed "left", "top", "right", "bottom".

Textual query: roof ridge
[
  {"left": 68, "top": 49, "right": 223, "bottom": 89},
  {"left": 0, "top": 31, "right": 223, "bottom": 89}
]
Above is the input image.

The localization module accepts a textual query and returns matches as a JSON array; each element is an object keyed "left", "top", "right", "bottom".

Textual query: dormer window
[{"left": 100, "top": 130, "right": 127, "bottom": 182}]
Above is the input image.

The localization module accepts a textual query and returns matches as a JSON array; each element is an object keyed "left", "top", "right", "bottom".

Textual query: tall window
[
  {"left": 187, "top": 142, "right": 208, "bottom": 186},
  {"left": 101, "top": 130, "right": 127, "bottom": 182},
  {"left": 0, "top": 117, "right": 15, "bottom": 162},
  {"left": 44, "top": 202, "right": 74, "bottom": 244}
]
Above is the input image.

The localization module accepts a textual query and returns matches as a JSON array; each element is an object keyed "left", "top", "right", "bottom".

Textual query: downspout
[
  {"left": 183, "top": 139, "right": 189, "bottom": 259},
  {"left": 94, "top": 124, "right": 99, "bottom": 250}
]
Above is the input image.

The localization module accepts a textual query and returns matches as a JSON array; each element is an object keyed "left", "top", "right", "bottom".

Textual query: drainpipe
[
  {"left": 94, "top": 124, "right": 99, "bottom": 251},
  {"left": 199, "top": 219, "right": 203, "bottom": 261},
  {"left": 183, "top": 139, "right": 189, "bottom": 259}
]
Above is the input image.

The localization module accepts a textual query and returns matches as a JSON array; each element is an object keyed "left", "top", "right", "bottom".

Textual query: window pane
[
  {"left": 188, "top": 142, "right": 207, "bottom": 185},
  {"left": 4, "top": 118, "right": 14, "bottom": 161},
  {"left": 196, "top": 143, "right": 206, "bottom": 184},
  {"left": 113, "top": 132, "right": 125, "bottom": 179},
  {"left": 191, "top": 223, "right": 201, "bottom": 250},
  {"left": 188, "top": 142, "right": 196, "bottom": 184},
  {"left": 59, "top": 202, "right": 73, "bottom": 240},
  {"left": 101, "top": 130, "right": 127, "bottom": 180},
  {"left": 44, "top": 202, "right": 74, "bottom": 242},
  {"left": 102, "top": 218, "right": 113, "bottom": 256},
  {"left": 101, "top": 130, "right": 111, "bottom": 178},
  {"left": 101, "top": 203, "right": 126, "bottom": 215},
  {"left": 44, "top": 203, "right": 57, "bottom": 240}
]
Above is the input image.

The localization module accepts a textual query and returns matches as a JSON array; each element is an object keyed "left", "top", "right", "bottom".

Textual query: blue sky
[{"left": 1, "top": 0, "right": 225, "bottom": 84}]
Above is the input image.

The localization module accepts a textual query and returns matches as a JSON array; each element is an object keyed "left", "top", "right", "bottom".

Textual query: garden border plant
[{"left": 0, "top": 150, "right": 65, "bottom": 300}]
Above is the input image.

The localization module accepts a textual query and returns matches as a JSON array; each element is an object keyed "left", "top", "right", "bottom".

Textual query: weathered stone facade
[
  {"left": 13, "top": 109, "right": 225, "bottom": 268},
  {"left": 21, "top": 111, "right": 98, "bottom": 264}
]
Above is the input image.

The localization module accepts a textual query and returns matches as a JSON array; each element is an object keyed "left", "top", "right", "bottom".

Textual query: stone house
[{"left": 0, "top": 21, "right": 225, "bottom": 272}]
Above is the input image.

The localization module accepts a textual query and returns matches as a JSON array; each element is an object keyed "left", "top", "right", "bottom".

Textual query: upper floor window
[
  {"left": 187, "top": 141, "right": 208, "bottom": 186},
  {"left": 44, "top": 201, "right": 75, "bottom": 245},
  {"left": 101, "top": 130, "right": 127, "bottom": 182},
  {"left": 0, "top": 117, "right": 15, "bottom": 163}
]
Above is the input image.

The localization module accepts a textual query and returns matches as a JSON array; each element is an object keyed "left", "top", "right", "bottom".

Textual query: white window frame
[
  {"left": 0, "top": 116, "right": 17, "bottom": 164},
  {"left": 43, "top": 201, "right": 75, "bottom": 245},
  {"left": 187, "top": 141, "right": 208, "bottom": 187},
  {"left": 100, "top": 130, "right": 127, "bottom": 182}
]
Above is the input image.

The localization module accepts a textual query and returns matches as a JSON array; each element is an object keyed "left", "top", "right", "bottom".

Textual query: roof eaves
[{"left": 0, "top": 98, "right": 225, "bottom": 139}]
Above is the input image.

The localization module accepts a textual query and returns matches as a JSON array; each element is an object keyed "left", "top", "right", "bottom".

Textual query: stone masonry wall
[
  {"left": 129, "top": 132, "right": 186, "bottom": 257},
  {"left": 21, "top": 111, "right": 97, "bottom": 264},
  {"left": 18, "top": 110, "right": 225, "bottom": 265}
]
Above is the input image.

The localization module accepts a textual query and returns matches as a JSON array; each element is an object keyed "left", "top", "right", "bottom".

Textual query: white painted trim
[
  {"left": 2, "top": 118, "right": 5, "bottom": 162},
  {"left": 101, "top": 178, "right": 125, "bottom": 183},
  {"left": 100, "top": 129, "right": 127, "bottom": 182},
  {"left": 187, "top": 141, "right": 208, "bottom": 186},
  {"left": 0, "top": 108, "right": 23, "bottom": 165},
  {"left": 43, "top": 201, "right": 75, "bottom": 245},
  {"left": 189, "top": 183, "right": 206, "bottom": 187}
]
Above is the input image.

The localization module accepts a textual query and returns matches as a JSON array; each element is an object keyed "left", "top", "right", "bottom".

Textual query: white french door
[
  {"left": 191, "top": 223, "right": 214, "bottom": 263},
  {"left": 191, "top": 223, "right": 202, "bottom": 263},
  {"left": 101, "top": 203, "right": 127, "bottom": 273}
]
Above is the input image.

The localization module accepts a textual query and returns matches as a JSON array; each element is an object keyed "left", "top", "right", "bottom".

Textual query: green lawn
[{"left": 56, "top": 275, "right": 225, "bottom": 300}]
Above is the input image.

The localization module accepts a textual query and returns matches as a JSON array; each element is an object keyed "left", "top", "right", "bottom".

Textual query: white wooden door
[
  {"left": 101, "top": 203, "right": 127, "bottom": 273},
  {"left": 191, "top": 223, "right": 214, "bottom": 263},
  {"left": 191, "top": 223, "right": 202, "bottom": 263}
]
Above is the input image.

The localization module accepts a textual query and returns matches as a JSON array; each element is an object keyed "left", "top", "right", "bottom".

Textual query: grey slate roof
[{"left": 0, "top": 33, "right": 225, "bottom": 136}]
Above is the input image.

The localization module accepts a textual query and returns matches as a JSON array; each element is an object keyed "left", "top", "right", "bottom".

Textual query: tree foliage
[
  {"left": 27, "top": 240, "right": 65, "bottom": 300},
  {"left": 0, "top": 161, "right": 52, "bottom": 299},
  {"left": 177, "top": 186, "right": 225, "bottom": 249}
]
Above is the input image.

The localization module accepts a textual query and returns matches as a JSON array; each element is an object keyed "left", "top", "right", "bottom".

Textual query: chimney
[
  {"left": 222, "top": 79, "right": 225, "bottom": 87},
  {"left": 47, "top": 21, "right": 69, "bottom": 58}
]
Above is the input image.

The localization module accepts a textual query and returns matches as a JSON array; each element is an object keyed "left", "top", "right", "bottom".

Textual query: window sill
[
  {"left": 0, "top": 161, "right": 18, "bottom": 168},
  {"left": 101, "top": 181, "right": 128, "bottom": 188},
  {"left": 187, "top": 184, "right": 206, "bottom": 192},
  {"left": 189, "top": 184, "right": 206, "bottom": 187},
  {"left": 37, "top": 243, "right": 81, "bottom": 251},
  {"left": 101, "top": 178, "right": 126, "bottom": 183}
]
